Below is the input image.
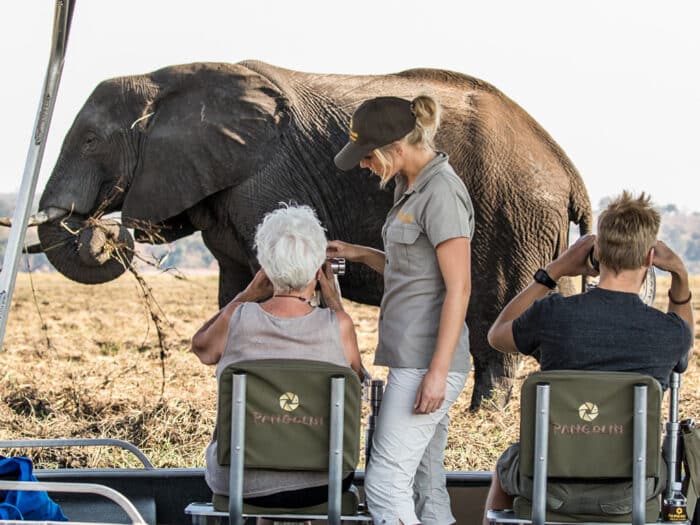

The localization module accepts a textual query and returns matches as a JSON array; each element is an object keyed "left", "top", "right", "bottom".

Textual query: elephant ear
[{"left": 122, "top": 63, "right": 289, "bottom": 224}]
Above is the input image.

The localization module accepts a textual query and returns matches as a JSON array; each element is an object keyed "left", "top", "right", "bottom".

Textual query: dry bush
[{"left": 0, "top": 273, "right": 698, "bottom": 471}]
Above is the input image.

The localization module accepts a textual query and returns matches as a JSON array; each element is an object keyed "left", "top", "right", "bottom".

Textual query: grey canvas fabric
[
  {"left": 375, "top": 152, "right": 474, "bottom": 372},
  {"left": 512, "top": 287, "right": 692, "bottom": 389},
  {"left": 497, "top": 442, "right": 666, "bottom": 514},
  {"left": 205, "top": 302, "right": 350, "bottom": 498}
]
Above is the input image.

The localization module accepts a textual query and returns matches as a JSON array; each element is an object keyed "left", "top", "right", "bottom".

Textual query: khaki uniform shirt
[{"left": 376, "top": 153, "right": 474, "bottom": 372}]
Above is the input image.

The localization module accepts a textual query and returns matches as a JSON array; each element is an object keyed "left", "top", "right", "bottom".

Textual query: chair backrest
[
  {"left": 216, "top": 359, "right": 361, "bottom": 473},
  {"left": 520, "top": 370, "right": 663, "bottom": 480}
]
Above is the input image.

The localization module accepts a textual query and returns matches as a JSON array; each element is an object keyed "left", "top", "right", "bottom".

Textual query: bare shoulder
[{"left": 333, "top": 309, "right": 355, "bottom": 329}]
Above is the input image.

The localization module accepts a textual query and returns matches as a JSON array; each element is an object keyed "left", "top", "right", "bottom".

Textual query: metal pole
[
  {"left": 328, "top": 376, "right": 345, "bottom": 525},
  {"left": 0, "top": 0, "right": 76, "bottom": 349},
  {"left": 633, "top": 384, "right": 648, "bottom": 525},
  {"left": 531, "top": 383, "right": 550, "bottom": 525},
  {"left": 228, "top": 373, "right": 246, "bottom": 525},
  {"left": 665, "top": 372, "right": 681, "bottom": 500}
]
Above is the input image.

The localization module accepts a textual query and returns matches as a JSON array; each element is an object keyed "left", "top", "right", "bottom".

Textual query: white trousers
[{"left": 364, "top": 368, "right": 467, "bottom": 525}]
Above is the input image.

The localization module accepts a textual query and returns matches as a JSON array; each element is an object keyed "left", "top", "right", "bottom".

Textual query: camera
[
  {"left": 588, "top": 247, "right": 600, "bottom": 273},
  {"left": 328, "top": 257, "right": 346, "bottom": 276}
]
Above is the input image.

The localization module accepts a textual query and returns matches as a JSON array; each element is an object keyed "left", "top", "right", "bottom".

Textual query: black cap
[{"left": 334, "top": 97, "right": 416, "bottom": 171}]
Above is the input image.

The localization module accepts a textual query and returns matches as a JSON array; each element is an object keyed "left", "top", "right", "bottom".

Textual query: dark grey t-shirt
[{"left": 512, "top": 287, "right": 692, "bottom": 389}]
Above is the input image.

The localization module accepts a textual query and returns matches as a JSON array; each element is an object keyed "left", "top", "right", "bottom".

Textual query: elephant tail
[{"left": 568, "top": 168, "right": 593, "bottom": 238}]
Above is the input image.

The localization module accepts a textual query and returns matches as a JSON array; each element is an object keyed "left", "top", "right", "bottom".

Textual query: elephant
[{"left": 34, "top": 60, "right": 592, "bottom": 409}]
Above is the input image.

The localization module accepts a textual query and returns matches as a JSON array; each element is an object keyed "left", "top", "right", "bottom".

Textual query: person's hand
[
  {"left": 327, "top": 240, "right": 363, "bottom": 262},
  {"left": 414, "top": 368, "right": 447, "bottom": 414},
  {"left": 652, "top": 240, "right": 687, "bottom": 276},
  {"left": 318, "top": 261, "right": 344, "bottom": 311},
  {"left": 546, "top": 234, "right": 598, "bottom": 280},
  {"left": 236, "top": 269, "right": 273, "bottom": 302}
]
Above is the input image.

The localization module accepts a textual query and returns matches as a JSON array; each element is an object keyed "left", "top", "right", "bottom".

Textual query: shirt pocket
[{"left": 385, "top": 223, "right": 424, "bottom": 274}]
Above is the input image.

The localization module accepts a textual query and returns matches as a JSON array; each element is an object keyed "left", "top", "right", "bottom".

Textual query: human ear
[{"left": 644, "top": 247, "right": 654, "bottom": 267}]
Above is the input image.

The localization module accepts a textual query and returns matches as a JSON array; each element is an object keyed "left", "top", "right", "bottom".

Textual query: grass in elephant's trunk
[
  {"left": 88, "top": 216, "right": 178, "bottom": 399},
  {"left": 0, "top": 274, "right": 698, "bottom": 470}
]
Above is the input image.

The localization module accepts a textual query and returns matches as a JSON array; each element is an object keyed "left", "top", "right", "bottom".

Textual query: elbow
[
  {"left": 487, "top": 326, "right": 498, "bottom": 350},
  {"left": 191, "top": 335, "right": 215, "bottom": 365},
  {"left": 487, "top": 324, "right": 506, "bottom": 354},
  {"left": 446, "top": 280, "right": 471, "bottom": 304},
  {"left": 190, "top": 334, "right": 203, "bottom": 355}
]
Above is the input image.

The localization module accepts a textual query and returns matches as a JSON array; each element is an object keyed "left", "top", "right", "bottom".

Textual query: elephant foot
[
  {"left": 469, "top": 353, "right": 518, "bottom": 411},
  {"left": 469, "top": 375, "right": 514, "bottom": 411}
]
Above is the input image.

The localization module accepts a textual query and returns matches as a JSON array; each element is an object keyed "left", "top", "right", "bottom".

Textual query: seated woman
[{"left": 191, "top": 204, "right": 363, "bottom": 517}]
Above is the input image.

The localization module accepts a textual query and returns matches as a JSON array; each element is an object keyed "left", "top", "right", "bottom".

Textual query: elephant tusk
[
  {"left": 130, "top": 112, "right": 154, "bottom": 130},
  {"left": 0, "top": 208, "right": 66, "bottom": 228},
  {"left": 29, "top": 207, "right": 69, "bottom": 226}
]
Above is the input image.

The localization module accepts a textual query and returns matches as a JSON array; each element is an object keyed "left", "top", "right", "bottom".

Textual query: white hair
[{"left": 254, "top": 204, "right": 327, "bottom": 292}]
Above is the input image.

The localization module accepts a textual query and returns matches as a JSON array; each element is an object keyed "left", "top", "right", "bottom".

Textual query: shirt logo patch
[{"left": 397, "top": 210, "right": 414, "bottom": 224}]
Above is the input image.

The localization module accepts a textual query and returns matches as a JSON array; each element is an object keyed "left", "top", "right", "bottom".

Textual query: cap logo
[{"left": 349, "top": 118, "right": 358, "bottom": 142}]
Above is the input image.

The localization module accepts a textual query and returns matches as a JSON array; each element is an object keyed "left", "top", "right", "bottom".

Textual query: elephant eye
[{"left": 82, "top": 134, "right": 98, "bottom": 153}]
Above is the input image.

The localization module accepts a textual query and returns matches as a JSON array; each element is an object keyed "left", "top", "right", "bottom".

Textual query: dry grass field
[{"left": 1, "top": 271, "right": 698, "bottom": 471}]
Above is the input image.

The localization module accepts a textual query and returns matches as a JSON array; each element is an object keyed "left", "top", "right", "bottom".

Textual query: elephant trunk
[{"left": 37, "top": 213, "right": 135, "bottom": 284}]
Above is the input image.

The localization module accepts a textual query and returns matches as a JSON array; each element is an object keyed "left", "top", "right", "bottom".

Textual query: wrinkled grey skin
[{"left": 38, "top": 60, "right": 592, "bottom": 408}]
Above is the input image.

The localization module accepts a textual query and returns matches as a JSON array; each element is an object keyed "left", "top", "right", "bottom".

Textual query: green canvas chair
[
  {"left": 185, "top": 358, "right": 371, "bottom": 525},
  {"left": 487, "top": 369, "right": 678, "bottom": 525}
]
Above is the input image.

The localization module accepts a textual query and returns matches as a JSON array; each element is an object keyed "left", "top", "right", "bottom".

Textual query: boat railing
[
  {"left": 0, "top": 438, "right": 154, "bottom": 470},
  {"left": 0, "top": 480, "right": 147, "bottom": 525}
]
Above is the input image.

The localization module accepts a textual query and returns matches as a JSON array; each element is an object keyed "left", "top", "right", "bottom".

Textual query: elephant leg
[
  {"left": 470, "top": 348, "right": 518, "bottom": 410},
  {"left": 201, "top": 229, "right": 255, "bottom": 308},
  {"left": 217, "top": 258, "right": 255, "bottom": 307}
]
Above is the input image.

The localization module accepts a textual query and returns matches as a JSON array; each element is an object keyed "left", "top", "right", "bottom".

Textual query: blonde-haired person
[
  {"left": 191, "top": 204, "right": 362, "bottom": 524},
  {"left": 331, "top": 95, "right": 474, "bottom": 525},
  {"left": 482, "top": 191, "right": 693, "bottom": 524}
]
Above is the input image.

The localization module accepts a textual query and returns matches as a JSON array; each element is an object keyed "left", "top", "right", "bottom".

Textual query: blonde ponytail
[{"left": 405, "top": 95, "right": 441, "bottom": 150}]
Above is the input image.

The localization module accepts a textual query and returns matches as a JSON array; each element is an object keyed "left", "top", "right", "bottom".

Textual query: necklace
[{"left": 273, "top": 294, "right": 313, "bottom": 306}]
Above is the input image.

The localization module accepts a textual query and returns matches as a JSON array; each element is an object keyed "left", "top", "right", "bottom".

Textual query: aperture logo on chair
[
  {"left": 578, "top": 402, "right": 599, "bottom": 422},
  {"left": 279, "top": 392, "right": 300, "bottom": 412}
]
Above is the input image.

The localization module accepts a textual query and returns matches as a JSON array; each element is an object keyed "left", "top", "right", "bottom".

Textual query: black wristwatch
[{"left": 533, "top": 268, "right": 557, "bottom": 290}]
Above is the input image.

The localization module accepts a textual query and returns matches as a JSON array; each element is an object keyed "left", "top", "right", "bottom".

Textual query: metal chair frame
[
  {"left": 185, "top": 371, "right": 373, "bottom": 525},
  {"left": 487, "top": 372, "right": 689, "bottom": 525}
]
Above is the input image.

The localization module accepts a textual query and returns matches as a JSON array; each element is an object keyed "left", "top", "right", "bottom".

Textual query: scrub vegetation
[{"left": 0, "top": 272, "right": 698, "bottom": 471}]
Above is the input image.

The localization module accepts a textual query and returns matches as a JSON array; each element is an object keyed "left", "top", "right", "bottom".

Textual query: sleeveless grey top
[{"left": 205, "top": 302, "right": 350, "bottom": 498}]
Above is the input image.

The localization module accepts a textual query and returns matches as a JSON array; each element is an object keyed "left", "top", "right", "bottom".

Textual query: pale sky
[{"left": 3, "top": 1, "right": 699, "bottom": 212}]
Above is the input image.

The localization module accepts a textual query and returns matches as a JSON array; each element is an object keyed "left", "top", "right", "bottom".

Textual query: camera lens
[{"left": 329, "top": 257, "right": 346, "bottom": 276}]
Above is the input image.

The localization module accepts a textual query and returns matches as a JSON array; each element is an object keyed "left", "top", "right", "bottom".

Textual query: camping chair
[
  {"left": 185, "top": 359, "right": 373, "bottom": 525},
  {"left": 487, "top": 369, "right": 689, "bottom": 525}
]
